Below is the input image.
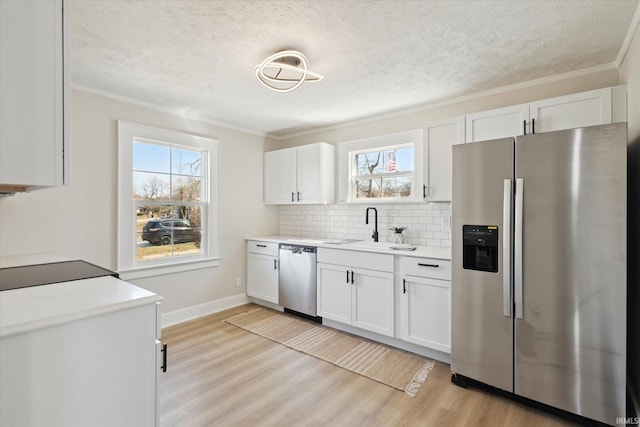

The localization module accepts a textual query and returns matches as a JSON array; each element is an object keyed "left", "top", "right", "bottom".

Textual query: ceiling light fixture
[{"left": 254, "top": 50, "right": 323, "bottom": 93}]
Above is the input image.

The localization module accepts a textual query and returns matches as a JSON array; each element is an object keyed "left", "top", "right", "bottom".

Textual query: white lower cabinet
[
  {"left": 246, "top": 241, "right": 279, "bottom": 304},
  {"left": 0, "top": 302, "right": 161, "bottom": 427},
  {"left": 317, "top": 249, "right": 394, "bottom": 337},
  {"left": 398, "top": 257, "right": 451, "bottom": 353}
]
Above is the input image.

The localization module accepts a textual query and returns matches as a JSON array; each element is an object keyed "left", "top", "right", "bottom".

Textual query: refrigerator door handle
[
  {"left": 503, "top": 179, "right": 512, "bottom": 317},
  {"left": 514, "top": 178, "right": 524, "bottom": 319}
]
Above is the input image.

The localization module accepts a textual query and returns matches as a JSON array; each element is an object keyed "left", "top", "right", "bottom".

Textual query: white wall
[
  {"left": 619, "top": 13, "right": 640, "bottom": 415},
  {"left": 0, "top": 89, "right": 279, "bottom": 320}
]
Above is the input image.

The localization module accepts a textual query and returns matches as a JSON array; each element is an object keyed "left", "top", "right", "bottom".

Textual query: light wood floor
[{"left": 159, "top": 304, "right": 575, "bottom": 427}]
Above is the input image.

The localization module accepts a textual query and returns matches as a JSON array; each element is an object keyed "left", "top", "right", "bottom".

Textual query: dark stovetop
[{"left": 0, "top": 260, "right": 118, "bottom": 292}]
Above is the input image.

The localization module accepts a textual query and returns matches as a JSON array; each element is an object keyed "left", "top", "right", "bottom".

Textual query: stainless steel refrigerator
[{"left": 451, "top": 123, "right": 627, "bottom": 425}]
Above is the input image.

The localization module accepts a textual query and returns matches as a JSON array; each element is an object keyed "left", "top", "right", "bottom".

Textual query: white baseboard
[{"left": 161, "top": 293, "right": 250, "bottom": 328}]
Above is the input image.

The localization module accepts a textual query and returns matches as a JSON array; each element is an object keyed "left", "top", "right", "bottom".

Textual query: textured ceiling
[{"left": 69, "top": 0, "right": 639, "bottom": 138}]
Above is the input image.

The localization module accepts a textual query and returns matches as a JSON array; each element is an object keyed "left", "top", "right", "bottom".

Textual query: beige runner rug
[{"left": 224, "top": 308, "right": 435, "bottom": 397}]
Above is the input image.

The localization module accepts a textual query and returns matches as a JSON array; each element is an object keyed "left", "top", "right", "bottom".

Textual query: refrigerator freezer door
[
  {"left": 451, "top": 137, "right": 514, "bottom": 392},
  {"left": 514, "top": 123, "right": 627, "bottom": 425}
]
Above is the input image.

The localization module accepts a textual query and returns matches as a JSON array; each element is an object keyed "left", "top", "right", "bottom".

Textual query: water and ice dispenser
[{"left": 462, "top": 225, "right": 499, "bottom": 273}]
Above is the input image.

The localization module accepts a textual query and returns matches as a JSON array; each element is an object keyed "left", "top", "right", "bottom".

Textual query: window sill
[
  {"left": 339, "top": 199, "right": 425, "bottom": 205},
  {"left": 119, "top": 257, "right": 221, "bottom": 280}
]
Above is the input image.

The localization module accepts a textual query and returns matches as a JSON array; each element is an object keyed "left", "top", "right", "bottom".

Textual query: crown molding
[
  {"left": 70, "top": 83, "right": 267, "bottom": 138},
  {"left": 616, "top": 1, "right": 640, "bottom": 68},
  {"left": 273, "top": 62, "right": 618, "bottom": 141}
]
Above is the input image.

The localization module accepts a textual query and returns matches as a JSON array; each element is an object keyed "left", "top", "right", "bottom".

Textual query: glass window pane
[
  {"left": 133, "top": 141, "right": 170, "bottom": 173},
  {"left": 172, "top": 205, "right": 202, "bottom": 257},
  {"left": 395, "top": 147, "right": 413, "bottom": 172},
  {"left": 136, "top": 205, "right": 202, "bottom": 261},
  {"left": 356, "top": 151, "right": 383, "bottom": 175},
  {"left": 133, "top": 172, "right": 171, "bottom": 200},
  {"left": 172, "top": 148, "right": 202, "bottom": 177},
  {"left": 137, "top": 205, "right": 173, "bottom": 261},
  {"left": 171, "top": 176, "right": 201, "bottom": 201},
  {"left": 356, "top": 178, "right": 382, "bottom": 198},
  {"left": 382, "top": 176, "right": 412, "bottom": 197}
]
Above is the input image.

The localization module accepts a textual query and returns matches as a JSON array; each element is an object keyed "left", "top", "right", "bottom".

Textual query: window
[
  {"left": 352, "top": 144, "right": 414, "bottom": 199},
  {"left": 339, "top": 129, "right": 423, "bottom": 203},
  {"left": 118, "top": 121, "right": 219, "bottom": 279}
]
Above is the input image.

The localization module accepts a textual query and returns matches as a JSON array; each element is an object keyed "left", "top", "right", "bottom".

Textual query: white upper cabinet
[
  {"left": 264, "top": 142, "right": 335, "bottom": 205},
  {"left": 529, "top": 87, "right": 620, "bottom": 133},
  {"left": 465, "top": 104, "right": 529, "bottom": 143},
  {"left": 0, "top": 0, "right": 69, "bottom": 192},
  {"left": 465, "top": 86, "right": 626, "bottom": 143},
  {"left": 264, "top": 148, "right": 297, "bottom": 204},
  {"left": 423, "top": 116, "right": 465, "bottom": 202}
]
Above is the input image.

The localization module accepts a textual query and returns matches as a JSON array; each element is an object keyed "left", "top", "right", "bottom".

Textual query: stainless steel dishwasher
[{"left": 278, "top": 244, "right": 317, "bottom": 317}]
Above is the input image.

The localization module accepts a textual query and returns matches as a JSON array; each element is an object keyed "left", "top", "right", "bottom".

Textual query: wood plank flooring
[{"left": 159, "top": 304, "right": 575, "bottom": 426}]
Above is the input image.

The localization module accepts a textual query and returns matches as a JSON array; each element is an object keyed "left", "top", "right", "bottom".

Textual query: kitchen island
[{"left": 0, "top": 254, "right": 163, "bottom": 427}]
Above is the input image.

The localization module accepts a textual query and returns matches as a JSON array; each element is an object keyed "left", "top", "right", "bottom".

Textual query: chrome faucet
[{"left": 365, "top": 207, "right": 378, "bottom": 242}]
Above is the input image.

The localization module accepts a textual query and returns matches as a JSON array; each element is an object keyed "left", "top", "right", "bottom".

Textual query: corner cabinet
[
  {"left": 0, "top": 0, "right": 70, "bottom": 193},
  {"left": 398, "top": 256, "right": 451, "bottom": 353},
  {"left": 423, "top": 116, "right": 465, "bottom": 202},
  {"left": 465, "top": 86, "right": 627, "bottom": 143},
  {"left": 317, "top": 248, "right": 394, "bottom": 337},
  {"left": 246, "top": 240, "right": 279, "bottom": 304},
  {"left": 264, "top": 142, "right": 335, "bottom": 205}
]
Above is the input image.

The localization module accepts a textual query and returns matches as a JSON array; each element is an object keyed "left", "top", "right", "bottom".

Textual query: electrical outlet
[
  {"left": 235, "top": 277, "right": 241, "bottom": 287},
  {"left": 442, "top": 215, "right": 451, "bottom": 231}
]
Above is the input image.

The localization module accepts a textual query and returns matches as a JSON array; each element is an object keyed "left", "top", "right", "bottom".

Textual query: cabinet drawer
[
  {"left": 399, "top": 256, "right": 451, "bottom": 280},
  {"left": 247, "top": 240, "right": 279, "bottom": 256},
  {"left": 317, "top": 248, "right": 393, "bottom": 272}
]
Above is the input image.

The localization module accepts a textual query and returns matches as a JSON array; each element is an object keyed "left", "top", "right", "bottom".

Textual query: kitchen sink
[
  {"left": 342, "top": 241, "right": 394, "bottom": 249},
  {"left": 323, "top": 239, "right": 363, "bottom": 245},
  {"left": 287, "top": 238, "right": 363, "bottom": 245}
]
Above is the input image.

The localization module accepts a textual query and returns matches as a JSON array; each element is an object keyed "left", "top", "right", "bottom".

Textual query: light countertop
[
  {"left": 0, "top": 255, "right": 163, "bottom": 338},
  {"left": 247, "top": 235, "right": 451, "bottom": 260}
]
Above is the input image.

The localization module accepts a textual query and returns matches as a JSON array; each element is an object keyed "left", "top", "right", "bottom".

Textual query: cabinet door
[
  {"left": 352, "top": 268, "right": 394, "bottom": 337},
  {"left": 529, "top": 87, "right": 612, "bottom": 133},
  {"left": 264, "top": 148, "right": 296, "bottom": 204},
  {"left": 317, "top": 263, "right": 351, "bottom": 324},
  {"left": 465, "top": 104, "right": 528, "bottom": 143},
  {"left": 246, "top": 253, "right": 279, "bottom": 303},
  {"left": 296, "top": 143, "right": 322, "bottom": 203},
  {"left": 0, "top": 304, "right": 158, "bottom": 426},
  {"left": 424, "top": 116, "right": 465, "bottom": 201},
  {"left": 400, "top": 275, "right": 450, "bottom": 352},
  {"left": 0, "top": 0, "right": 68, "bottom": 189}
]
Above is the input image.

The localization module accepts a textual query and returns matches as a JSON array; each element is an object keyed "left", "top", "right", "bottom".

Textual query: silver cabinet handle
[
  {"left": 514, "top": 178, "right": 524, "bottom": 319},
  {"left": 503, "top": 179, "right": 512, "bottom": 317}
]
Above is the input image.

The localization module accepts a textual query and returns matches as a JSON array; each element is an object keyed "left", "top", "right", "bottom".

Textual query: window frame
[
  {"left": 338, "top": 129, "right": 424, "bottom": 203},
  {"left": 117, "top": 121, "right": 220, "bottom": 279}
]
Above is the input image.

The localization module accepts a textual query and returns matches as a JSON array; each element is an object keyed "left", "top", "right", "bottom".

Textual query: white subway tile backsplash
[{"left": 278, "top": 202, "right": 452, "bottom": 247}]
